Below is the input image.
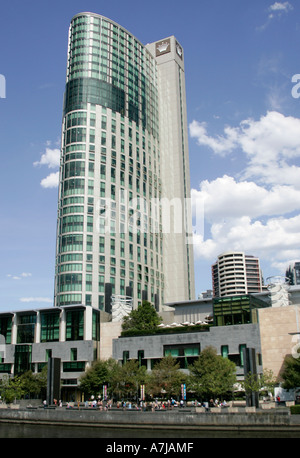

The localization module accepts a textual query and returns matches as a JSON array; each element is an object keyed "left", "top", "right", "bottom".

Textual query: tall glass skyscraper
[{"left": 54, "top": 13, "right": 195, "bottom": 312}]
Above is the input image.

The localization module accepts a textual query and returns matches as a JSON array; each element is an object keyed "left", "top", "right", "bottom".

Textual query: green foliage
[
  {"left": 79, "top": 358, "right": 150, "bottom": 400},
  {"left": 121, "top": 324, "right": 210, "bottom": 337},
  {"left": 121, "top": 300, "right": 162, "bottom": 333},
  {"left": 112, "top": 359, "right": 148, "bottom": 399},
  {"left": 246, "top": 368, "right": 277, "bottom": 397},
  {"left": 0, "top": 368, "right": 48, "bottom": 403},
  {"left": 280, "top": 354, "right": 300, "bottom": 389},
  {"left": 188, "top": 346, "right": 236, "bottom": 399},
  {"left": 290, "top": 405, "right": 300, "bottom": 414},
  {"left": 0, "top": 377, "right": 24, "bottom": 404},
  {"left": 19, "top": 368, "right": 48, "bottom": 398},
  {"left": 242, "top": 371, "right": 261, "bottom": 395},
  {"left": 147, "top": 354, "right": 186, "bottom": 398},
  {"left": 79, "top": 358, "right": 119, "bottom": 397},
  {"left": 260, "top": 369, "right": 277, "bottom": 394},
  {"left": 240, "top": 369, "right": 277, "bottom": 400}
]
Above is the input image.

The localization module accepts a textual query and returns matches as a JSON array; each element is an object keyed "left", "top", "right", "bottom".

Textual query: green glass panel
[
  {"left": 184, "top": 347, "right": 199, "bottom": 356},
  {"left": 64, "top": 77, "right": 125, "bottom": 116},
  {"left": 165, "top": 349, "right": 179, "bottom": 357},
  {"left": 40, "top": 312, "right": 60, "bottom": 342}
]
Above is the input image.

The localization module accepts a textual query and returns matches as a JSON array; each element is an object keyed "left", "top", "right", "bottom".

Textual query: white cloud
[
  {"left": 193, "top": 213, "right": 300, "bottom": 265},
  {"left": 192, "top": 176, "right": 300, "bottom": 222},
  {"left": 190, "top": 111, "right": 300, "bottom": 188},
  {"left": 237, "top": 112, "right": 300, "bottom": 162},
  {"left": 189, "top": 120, "right": 237, "bottom": 156},
  {"left": 7, "top": 275, "right": 21, "bottom": 280},
  {"left": 34, "top": 147, "right": 60, "bottom": 169},
  {"left": 190, "top": 111, "right": 300, "bottom": 161},
  {"left": 34, "top": 146, "right": 60, "bottom": 188},
  {"left": 272, "top": 258, "right": 300, "bottom": 273},
  {"left": 40, "top": 171, "right": 59, "bottom": 189},
  {"left": 269, "top": 2, "right": 293, "bottom": 16},
  {"left": 20, "top": 297, "right": 52, "bottom": 303},
  {"left": 257, "top": 3, "right": 293, "bottom": 33},
  {"left": 7, "top": 272, "right": 32, "bottom": 280},
  {"left": 190, "top": 111, "right": 300, "bottom": 278}
]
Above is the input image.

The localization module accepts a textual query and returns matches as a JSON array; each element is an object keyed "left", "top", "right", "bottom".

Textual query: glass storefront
[{"left": 213, "top": 295, "right": 269, "bottom": 326}]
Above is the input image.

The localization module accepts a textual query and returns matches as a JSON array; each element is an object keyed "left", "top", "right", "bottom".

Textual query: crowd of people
[
  {"left": 44, "top": 395, "right": 229, "bottom": 411},
  {"left": 64, "top": 396, "right": 229, "bottom": 411},
  {"left": 81, "top": 397, "right": 184, "bottom": 411},
  {"left": 116, "top": 398, "right": 185, "bottom": 411}
]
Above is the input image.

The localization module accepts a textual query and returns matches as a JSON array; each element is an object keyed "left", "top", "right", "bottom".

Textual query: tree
[
  {"left": 0, "top": 368, "right": 47, "bottom": 403},
  {"left": 18, "top": 368, "right": 47, "bottom": 399},
  {"left": 242, "top": 371, "right": 260, "bottom": 401},
  {"left": 0, "top": 376, "right": 24, "bottom": 404},
  {"left": 111, "top": 359, "right": 148, "bottom": 400},
  {"left": 241, "top": 369, "right": 277, "bottom": 402},
  {"left": 79, "top": 358, "right": 119, "bottom": 398},
  {"left": 280, "top": 353, "right": 300, "bottom": 389},
  {"left": 260, "top": 369, "right": 277, "bottom": 396},
  {"left": 122, "top": 300, "right": 162, "bottom": 333},
  {"left": 188, "top": 346, "right": 236, "bottom": 399},
  {"left": 148, "top": 354, "right": 186, "bottom": 399}
]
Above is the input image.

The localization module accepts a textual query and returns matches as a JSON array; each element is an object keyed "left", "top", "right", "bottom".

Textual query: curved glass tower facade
[{"left": 54, "top": 13, "right": 194, "bottom": 311}]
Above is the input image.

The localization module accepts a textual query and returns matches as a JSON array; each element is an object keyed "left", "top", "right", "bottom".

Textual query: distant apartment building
[
  {"left": 212, "top": 252, "right": 264, "bottom": 297},
  {"left": 286, "top": 262, "right": 300, "bottom": 285}
]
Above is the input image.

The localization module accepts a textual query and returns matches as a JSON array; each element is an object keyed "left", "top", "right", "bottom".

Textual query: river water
[{"left": 0, "top": 422, "right": 299, "bottom": 439}]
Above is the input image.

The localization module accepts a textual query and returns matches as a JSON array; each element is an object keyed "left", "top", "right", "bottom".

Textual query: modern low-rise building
[
  {"left": 0, "top": 305, "right": 108, "bottom": 401},
  {"left": 0, "top": 288, "right": 299, "bottom": 400},
  {"left": 258, "top": 285, "right": 300, "bottom": 380},
  {"left": 112, "top": 294, "right": 269, "bottom": 380},
  {"left": 112, "top": 323, "right": 263, "bottom": 380}
]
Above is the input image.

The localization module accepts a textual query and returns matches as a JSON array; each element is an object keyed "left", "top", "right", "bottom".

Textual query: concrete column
[{"left": 60, "top": 309, "right": 66, "bottom": 342}]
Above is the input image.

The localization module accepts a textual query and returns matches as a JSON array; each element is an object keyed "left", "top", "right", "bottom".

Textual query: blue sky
[{"left": 1, "top": 0, "right": 300, "bottom": 311}]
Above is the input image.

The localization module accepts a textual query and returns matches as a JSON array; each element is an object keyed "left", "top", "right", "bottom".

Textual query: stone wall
[
  {"left": 0, "top": 407, "right": 296, "bottom": 430},
  {"left": 258, "top": 305, "right": 300, "bottom": 379}
]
